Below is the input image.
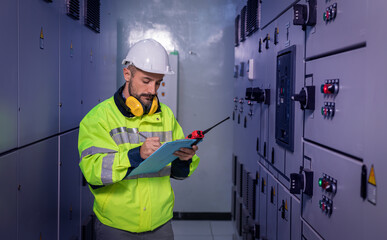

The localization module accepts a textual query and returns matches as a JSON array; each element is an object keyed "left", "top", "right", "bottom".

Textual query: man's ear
[{"left": 123, "top": 68, "right": 131, "bottom": 82}]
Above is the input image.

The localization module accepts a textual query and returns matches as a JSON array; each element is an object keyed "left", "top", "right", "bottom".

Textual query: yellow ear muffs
[
  {"left": 125, "top": 96, "right": 159, "bottom": 116},
  {"left": 125, "top": 96, "right": 144, "bottom": 117},
  {"left": 148, "top": 96, "right": 158, "bottom": 115}
]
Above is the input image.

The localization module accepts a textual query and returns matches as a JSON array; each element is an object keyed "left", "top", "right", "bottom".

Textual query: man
[{"left": 78, "top": 39, "right": 200, "bottom": 240}]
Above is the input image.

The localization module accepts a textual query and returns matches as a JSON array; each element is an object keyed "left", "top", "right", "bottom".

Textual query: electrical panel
[
  {"left": 19, "top": 0, "right": 60, "bottom": 146},
  {"left": 18, "top": 137, "right": 58, "bottom": 240},
  {"left": 0, "top": 0, "right": 18, "bottom": 153},
  {"left": 0, "top": 1, "right": 113, "bottom": 238},
  {"left": 60, "top": 130, "right": 81, "bottom": 240},
  {"left": 233, "top": 0, "right": 387, "bottom": 239},
  {"left": 275, "top": 45, "right": 295, "bottom": 152},
  {"left": 0, "top": 152, "right": 17, "bottom": 239}
]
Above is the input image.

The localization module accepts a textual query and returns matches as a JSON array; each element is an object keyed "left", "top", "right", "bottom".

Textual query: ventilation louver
[
  {"left": 84, "top": 0, "right": 100, "bottom": 33},
  {"left": 240, "top": 6, "right": 246, "bottom": 42},
  {"left": 235, "top": 15, "right": 240, "bottom": 47},
  {"left": 67, "top": 0, "right": 80, "bottom": 20},
  {"left": 246, "top": 0, "right": 260, "bottom": 36}
]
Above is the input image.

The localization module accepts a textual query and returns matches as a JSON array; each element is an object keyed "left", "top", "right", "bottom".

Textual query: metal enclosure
[
  {"left": 304, "top": 48, "right": 366, "bottom": 159},
  {"left": 81, "top": 28, "right": 101, "bottom": 116},
  {"left": 60, "top": 5, "right": 83, "bottom": 132},
  {"left": 18, "top": 137, "right": 58, "bottom": 240},
  {"left": 303, "top": 142, "right": 364, "bottom": 240},
  {"left": 305, "top": 0, "right": 367, "bottom": 58},
  {"left": 0, "top": 152, "right": 18, "bottom": 239},
  {"left": 233, "top": 0, "right": 387, "bottom": 239},
  {"left": 0, "top": 0, "right": 115, "bottom": 239},
  {"left": 18, "top": 0, "right": 60, "bottom": 146},
  {"left": 60, "top": 130, "right": 81, "bottom": 240},
  {"left": 0, "top": 0, "right": 18, "bottom": 153}
]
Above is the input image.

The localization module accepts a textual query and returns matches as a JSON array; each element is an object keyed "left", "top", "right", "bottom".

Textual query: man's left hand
[{"left": 173, "top": 145, "right": 198, "bottom": 161}]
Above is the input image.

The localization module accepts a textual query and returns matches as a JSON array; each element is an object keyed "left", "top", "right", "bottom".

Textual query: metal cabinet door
[
  {"left": 0, "top": 0, "right": 18, "bottom": 153},
  {"left": 60, "top": 130, "right": 81, "bottom": 240},
  {"left": 0, "top": 152, "right": 18, "bottom": 239},
  {"left": 81, "top": 28, "right": 101, "bottom": 116},
  {"left": 258, "top": 168, "right": 268, "bottom": 239},
  {"left": 60, "top": 6, "right": 82, "bottom": 132},
  {"left": 305, "top": 0, "right": 367, "bottom": 58},
  {"left": 275, "top": 8, "right": 305, "bottom": 186},
  {"left": 277, "top": 184, "right": 291, "bottom": 240},
  {"left": 18, "top": 137, "right": 58, "bottom": 239},
  {"left": 304, "top": 48, "right": 365, "bottom": 159},
  {"left": 19, "top": 0, "right": 60, "bottom": 146},
  {"left": 302, "top": 142, "right": 364, "bottom": 240},
  {"left": 267, "top": 173, "right": 278, "bottom": 240}
]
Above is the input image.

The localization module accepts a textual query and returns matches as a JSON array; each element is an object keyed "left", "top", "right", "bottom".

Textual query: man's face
[{"left": 124, "top": 67, "right": 164, "bottom": 108}]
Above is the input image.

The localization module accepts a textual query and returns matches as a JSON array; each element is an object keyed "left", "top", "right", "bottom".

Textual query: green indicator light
[
  {"left": 323, "top": 12, "right": 327, "bottom": 21},
  {"left": 321, "top": 107, "right": 325, "bottom": 115},
  {"left": 319, "top": 200, "right": 322, "bottom": 208},
  {"left": 319, "top": 178, "right": 323, "bottom": 187}
]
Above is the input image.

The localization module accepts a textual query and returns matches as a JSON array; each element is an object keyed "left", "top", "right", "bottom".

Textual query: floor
[{"left": 172, "top": 220, "right": 235, "bottom": 240}]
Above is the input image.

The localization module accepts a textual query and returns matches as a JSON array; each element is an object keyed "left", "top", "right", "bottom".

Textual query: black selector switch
[
  {"left": 292, "top": 86, "right": 315, "bottom": 110},
  {"left": 290, "top": 168, "right": 314, "bottom": 196},
  {"left": 293, "top": 4, "right": 307, "bottom": 25},
  {"left": 252, "top": 87, "right": 270, "bottom": 105},
  {"left": 293, "top": 0, "right": 316, "bottom": 27}
]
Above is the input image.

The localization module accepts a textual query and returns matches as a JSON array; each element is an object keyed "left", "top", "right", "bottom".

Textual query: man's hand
[
  {"left": 173, "top": 145, "right": 198, "bottom": 161},
  {"left": 140, "top": 137, "right": 161, "bottom": 159}
]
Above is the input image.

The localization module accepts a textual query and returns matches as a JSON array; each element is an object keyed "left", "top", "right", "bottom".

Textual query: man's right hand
[{"left": 140, "top": 137, "right": 161, "bottom": 159}]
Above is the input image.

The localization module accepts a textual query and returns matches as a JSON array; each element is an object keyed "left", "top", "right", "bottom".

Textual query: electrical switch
[
  {"left": 258, "top": 38, "right": 262, "bottom": 53},
  {"left": 248, "top": 59, "right": 254, "bottom": 80},
  {"left": 240, "top": 62, "right": 244, "bottom": 77},
  {"left": 290, "top": 168, "right": 313, "bottom": 196},
  {"left": 251, "top": 87, "right": 270, "bottom": 105},
  {"left": 321, "top": 79, "right": 339, "bottom": 95},
  {"left": 234, "top": 65, "right": 239, "bottom": 78},
  {"left": 321, "top": 102, "right": 335, "bottom": 118},
  {"left": 293, "top": 0, "right": 316, "bottom": 27},
  {"left": 324, "top": 3, "right": 338, "bottom": 23},
  {"left": 292, "top": 86, "right": 315, "bottom": 110},
  {"left": 245, "top": 88, "right": 253, "bottom": 101},
  {"left": 318, "top": 174, "right": 337, "bottom": 195},
  {"left": 319, "top": 196, "right": 333, "bottom": 215},
  {"left": 239, "top": 99, "right": 244, "bottom": 113}
]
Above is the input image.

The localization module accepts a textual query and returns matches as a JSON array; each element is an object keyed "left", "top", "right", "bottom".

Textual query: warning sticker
[
  {"left": 367, "top": 165, "right": 376, "bottom": 205},
  {"left": 40, "top": 27, "right": 44, "bottom": 49}
]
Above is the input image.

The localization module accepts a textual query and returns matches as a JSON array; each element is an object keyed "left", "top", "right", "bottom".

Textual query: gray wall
[{"left": 112, "top": 0, "right": 237, "bottom": 212}]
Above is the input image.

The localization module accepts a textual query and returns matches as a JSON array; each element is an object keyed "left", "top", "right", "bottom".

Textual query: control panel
[{"left": 275, "top": 45, "right": 295, "bottom": 152}]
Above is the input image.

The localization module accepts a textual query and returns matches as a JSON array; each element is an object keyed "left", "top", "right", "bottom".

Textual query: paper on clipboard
[{"left": 128, "top": 139, "right": 201, "bottom": 177}]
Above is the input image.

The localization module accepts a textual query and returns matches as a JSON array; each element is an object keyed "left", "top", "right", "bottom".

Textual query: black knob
[
  {"left": 292, "top": 86, "right": 315, "bottom": 110},
  {"left": 292, "top": 88, "right": 307, "bottom": 105}
]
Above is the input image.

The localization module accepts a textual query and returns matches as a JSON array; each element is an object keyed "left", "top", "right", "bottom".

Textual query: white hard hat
[{"left": 122, "top": 39, "right": 174, "bottom": 75}]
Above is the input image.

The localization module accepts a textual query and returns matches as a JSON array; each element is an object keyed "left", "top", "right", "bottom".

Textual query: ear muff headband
[{"left": 125, "top": 96, "right": 159, "bottom": 117}]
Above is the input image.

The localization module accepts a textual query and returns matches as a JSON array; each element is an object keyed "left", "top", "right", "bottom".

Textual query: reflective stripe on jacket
[{"left": 78, "top": 92, "right": 200, "bottom": 233}]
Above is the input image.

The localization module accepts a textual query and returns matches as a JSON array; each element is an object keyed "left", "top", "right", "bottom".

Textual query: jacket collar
[{"left": 114, "top": 84, "right": 161, "bottom": 118}]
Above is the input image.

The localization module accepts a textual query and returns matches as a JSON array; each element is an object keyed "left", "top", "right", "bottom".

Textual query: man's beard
[{"left": 128, "top": 79, "right": 156, "bottom": 110}]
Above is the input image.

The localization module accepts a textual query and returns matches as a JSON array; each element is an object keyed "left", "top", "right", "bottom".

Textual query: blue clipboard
[{"left": 128, "top": 139, "right": 200, "bottom": 177}]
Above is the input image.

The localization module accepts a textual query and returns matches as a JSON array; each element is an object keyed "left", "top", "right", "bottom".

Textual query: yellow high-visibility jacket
[{"left": 78, "top": 86, "right": 200, "bottom": 233}]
